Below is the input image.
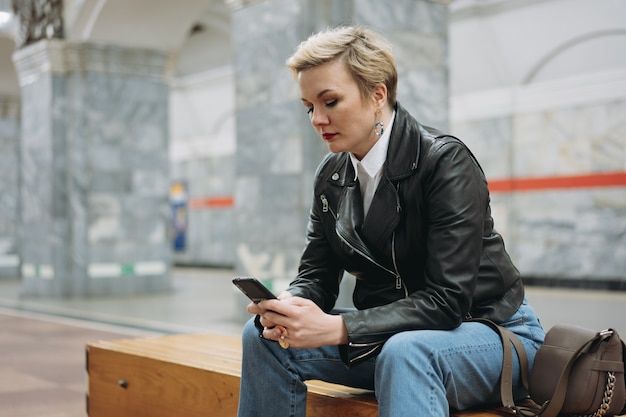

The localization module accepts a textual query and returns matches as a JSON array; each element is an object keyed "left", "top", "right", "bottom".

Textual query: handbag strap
[
  {"left": 469, "top": 318, "right": 530, "bottom": 408},
  {"left": 474, "top": 319, "right": 617, "bottom": 417}
]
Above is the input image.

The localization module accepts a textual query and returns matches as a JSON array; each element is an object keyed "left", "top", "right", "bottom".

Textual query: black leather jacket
[{"left": 286, "top": 103, "right": 524, "bottom": 366}]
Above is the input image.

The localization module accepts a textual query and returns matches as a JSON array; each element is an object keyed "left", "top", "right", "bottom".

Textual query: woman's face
[{"left": 298, "top": 60, "right": 382, "bottom": 160}]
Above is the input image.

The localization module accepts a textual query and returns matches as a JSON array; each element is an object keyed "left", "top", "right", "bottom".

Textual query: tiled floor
[
  {"left": 0, "top": 267, "right": 243, "bottom": 417},
  {"left": 0, "top": 309, "right": 157, "bottom": 417},
  {"left": 1, "top": 267, "right": 625, "bottom": 417}
]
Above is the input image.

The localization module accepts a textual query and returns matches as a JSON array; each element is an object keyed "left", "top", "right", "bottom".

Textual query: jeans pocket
[{"left": 504, "top": 303, "right": 545, "bottom": 345}]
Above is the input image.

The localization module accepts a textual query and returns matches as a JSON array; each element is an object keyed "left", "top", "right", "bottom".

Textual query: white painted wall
[
  {"left": 169, "top": 66, "right": 236, "bottom": 163},
  {"left": 449, "top": 0, "right": 626, "bottom": 93}
]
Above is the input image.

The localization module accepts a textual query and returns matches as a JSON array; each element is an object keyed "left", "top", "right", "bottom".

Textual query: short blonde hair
[{"left": 286, "top": 26, "right": 398, "bottom": 106}]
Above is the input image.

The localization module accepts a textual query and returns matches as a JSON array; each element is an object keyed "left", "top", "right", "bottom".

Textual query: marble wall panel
[
  {"left": 398, "top": 69, "right": 449, "bottom": 129},
  {"left": 235, "top": 176, "right": 305, "bottom": 246},
  {"left": 18, "top": 76, "right": 57, "bottom": 288},
  {"left": 170, "top": 155, "right": 236, "bottom": 266},
  {"left": 453, "top": 116, "right": 514, "bottom": 179},
  {"left": 453, "top": 98, "right": 626, "bottom": 282},
  {"left": 356, "top": 1, "right": 449, "bottom": 129},
  {"left": 355, "top": 0, "right": 447, "bottom": 34},
  {"left": 180, "top": 209, "right": 234, "bottom": 266},
  {"left": 198, "top": 155, "right": 234, "bottom": 195},
  {"left": 512, "top": 102, "right": 626, "bottom": 178},
  {"left": 0, "top": 96, "right": 20, "bottom": 278},
  {"left": 509, "top": 189, "right": 626, "bottom": 280},
  {"left": 589, "top": 100, "right": 626, "bottom": 172},
  {"left": 235, "top": 103, "right": 305, "bottom": 177},
  {"left": 234, "top": 176, "right": 261, "bottom": 217},
  {"left": 15, "top": 41, "right": 171, "bottom": 297},
  {"left": 83, "top": 70, "right": 170, "bottom": 288},
  {"left": 231, "top": 0, "right": 303, "bottom": 46}
]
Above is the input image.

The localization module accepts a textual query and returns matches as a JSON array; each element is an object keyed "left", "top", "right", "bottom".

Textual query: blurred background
[{"left": 0, "top": 0, "right": 625, "bottom": 329}]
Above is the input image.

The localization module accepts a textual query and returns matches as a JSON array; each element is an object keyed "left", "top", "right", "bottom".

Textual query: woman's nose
[{"left": 310, "top": 109, "right": 328, "bottom": 126}]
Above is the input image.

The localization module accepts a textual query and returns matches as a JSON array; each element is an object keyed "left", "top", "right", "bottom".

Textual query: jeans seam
[{"left": 289, "top": 376, "right": 297, "bottom": 417}]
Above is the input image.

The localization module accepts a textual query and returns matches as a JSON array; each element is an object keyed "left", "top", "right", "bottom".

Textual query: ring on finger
[{"left": 276, "top": 325, "right": 289, "bottom": 349}]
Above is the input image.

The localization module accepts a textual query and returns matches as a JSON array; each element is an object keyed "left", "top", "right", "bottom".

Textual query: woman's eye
[
  {"left": 306, "top": 107, "right": 314, "bottom": 115},
  {"left": 326, "top": 99, "right": 337, "bottom": 107}
]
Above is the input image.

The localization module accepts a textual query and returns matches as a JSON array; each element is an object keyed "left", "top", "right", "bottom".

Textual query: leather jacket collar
[
  {"left": 320, "top": 103, "right": 421, "bottom": 188},
  {"left": 319, "top": 103, "right": 424, "bottom": 258}
]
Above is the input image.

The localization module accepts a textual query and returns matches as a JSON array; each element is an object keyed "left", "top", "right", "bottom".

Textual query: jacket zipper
[
  {"left": 347, "top": 343, "right": 381, "bottom": 363},
  {"left": 391, "top": 183, "right": 408, "bottom": 296},
  {"left": 321, "top": 194, "right": 332, "bottom": 215},
  {"left": 320, "top": 194, "right": 406, "bottom": 295},
  {"left": 391, "top": 233, "right": 408, "bottom": 296}
]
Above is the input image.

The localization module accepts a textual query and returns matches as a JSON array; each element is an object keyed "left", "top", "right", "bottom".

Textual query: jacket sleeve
[
  {"left": 284, "top": 155, "right": 343, "bottom": 313},
  {"left": 340, "top": 139, "right": 489, "bottom": 365}
]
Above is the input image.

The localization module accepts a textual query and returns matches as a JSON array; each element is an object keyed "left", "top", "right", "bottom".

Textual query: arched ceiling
[
  {"left": 449, "top": 0, "right": 626, "bottom": 93},
  {"left": 64, "top": 0, "right": 229, "bottom": 52},
  {"left": 0, "top": 0, "right": 231, "bottom": 95}
]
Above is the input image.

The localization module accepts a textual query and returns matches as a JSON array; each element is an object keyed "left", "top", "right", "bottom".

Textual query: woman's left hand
[{"left": 257, "top": 296, "right": 348, "bottom": 349}]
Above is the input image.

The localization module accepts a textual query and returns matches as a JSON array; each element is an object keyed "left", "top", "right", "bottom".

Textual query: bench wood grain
[{"left": 86, "top": 333, "right": 515, "bottom": 417}]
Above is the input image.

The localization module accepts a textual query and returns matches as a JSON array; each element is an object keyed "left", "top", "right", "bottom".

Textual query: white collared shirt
[{"left": 349, "top": 111, "right": 396, "bottom": 218}]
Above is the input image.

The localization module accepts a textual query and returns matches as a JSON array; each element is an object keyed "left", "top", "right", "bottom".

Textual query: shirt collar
[{"left": 350, "top": 110, "right": 396, "bottom": 179}]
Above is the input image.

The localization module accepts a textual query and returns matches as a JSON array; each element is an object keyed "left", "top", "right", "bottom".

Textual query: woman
[{"left": 237, "top": 26, "right": 545, "bottom": 417}]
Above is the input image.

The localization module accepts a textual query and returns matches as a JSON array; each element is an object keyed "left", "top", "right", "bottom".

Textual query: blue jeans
[{"left": 237, "top": 299, "right": 545, "bottom": 417}]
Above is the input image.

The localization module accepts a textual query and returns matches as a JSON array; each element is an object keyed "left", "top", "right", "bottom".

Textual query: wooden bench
[{"left": 86, "top": 333, "right": 516, "bottom": 417}]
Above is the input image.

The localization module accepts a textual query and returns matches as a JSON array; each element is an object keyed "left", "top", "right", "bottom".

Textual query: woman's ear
[{"left": 372, "top": 83, "right": 388, "bottom": 107}]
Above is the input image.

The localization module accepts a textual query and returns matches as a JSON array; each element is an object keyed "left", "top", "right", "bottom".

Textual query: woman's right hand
[{"left": 248, "top": 290, "right": 293, "bottom": 329}]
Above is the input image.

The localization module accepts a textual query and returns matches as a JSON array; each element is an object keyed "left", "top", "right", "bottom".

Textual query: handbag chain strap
[{"left": 574, "top": 371, "right": 616, "bottom": 417}]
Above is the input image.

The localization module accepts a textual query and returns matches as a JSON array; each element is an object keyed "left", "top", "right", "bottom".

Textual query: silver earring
[{"left": 374, "top": 109, "right": 384, "bottom": 137}]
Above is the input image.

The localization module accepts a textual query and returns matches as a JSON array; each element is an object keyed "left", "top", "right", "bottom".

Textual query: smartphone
[{"left": 232, "top": 277, "right": 277, "bottom": 303}]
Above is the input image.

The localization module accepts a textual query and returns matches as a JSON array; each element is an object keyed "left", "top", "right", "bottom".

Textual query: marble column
[
  {"left": 12, "top": 40, "right": 172, "bottom": 297},
  {"left": 357, "top": 0, "right": 450, "bottom": 130},
  {"left": 0, "top": 96, "right": 20, "bottom": 279},
  {"left": 230, "top": 0, "right": 449, "bottom": 308}
]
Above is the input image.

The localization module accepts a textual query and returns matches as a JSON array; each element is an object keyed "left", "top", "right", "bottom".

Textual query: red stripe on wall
[
  {"left": 489, "top": 171, "right": 626, "bottom": 193},
  {"left": 189, "top": 196, "right": 234, "bottom": 209},
  {"left": 185, "top": 172, "right": 626, "bottom": 208}
]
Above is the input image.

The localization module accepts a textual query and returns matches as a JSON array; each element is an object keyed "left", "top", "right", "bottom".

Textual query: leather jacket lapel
[
  {"left": 335, "top": 173, "right": 401, "bottom": 265},
  {"left": 336, "top": 182, "right": 377, "bottom": 259},
  {"left": 325, "top": 154, "right": 372, "bottom": 258},
  {"left": 361, "top": 176, "right": 400, "bottom": 253}
]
